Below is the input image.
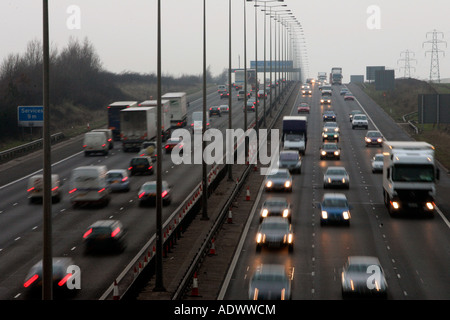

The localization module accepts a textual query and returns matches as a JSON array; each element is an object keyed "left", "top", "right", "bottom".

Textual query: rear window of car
[{"left": 131, "top": 158, "right": 149, "bottom": 165}]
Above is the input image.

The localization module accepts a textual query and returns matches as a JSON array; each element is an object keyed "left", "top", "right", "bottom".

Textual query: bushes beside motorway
[{"left": 0, "top": 37, "right": 210, "bottom": 150}]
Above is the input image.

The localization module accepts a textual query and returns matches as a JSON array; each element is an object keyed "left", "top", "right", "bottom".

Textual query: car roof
[
  {"left": 326, "top": 166, "right": 346, "bottom": 171},
  {"left": 323, "top": 193, "right": 348, "bottom": 200},
  {"left": 89, "top": 220, "right": 121, "bottom": 228},
  {"left": 347, "top": 256, "right": 381, "bottom": 266}
]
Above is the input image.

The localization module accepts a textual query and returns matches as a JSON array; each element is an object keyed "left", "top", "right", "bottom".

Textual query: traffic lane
[
  {"left": 1, "top": 160, "right": 203, "bottom": 299},
  {"left": 1, "top": 96, "right": 271, "bottom": 299},
  {"left": 332, "top": 87, "right": 450, "bottom": 299}
]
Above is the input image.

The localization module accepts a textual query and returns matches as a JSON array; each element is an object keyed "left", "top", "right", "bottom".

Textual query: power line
[{"left": 423, "top": 29, "right": 447, "bottom": 83}]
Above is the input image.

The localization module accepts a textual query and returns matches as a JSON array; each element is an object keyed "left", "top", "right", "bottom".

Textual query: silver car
[
  {"left": 278, "top": 150, "right": 302, "bottom": 174},
  {"left": 341, "top": 256, "right": 388, "bottom": 299},
  {"left": 371, "top": 153, "right": 384, "bottom": 173},
  {"left": 259, "top": 197, "right": 292, "bottom": 222},
  {"left": 264, "top": 169, "right": 293, "bottom": 192},
  {"left": 256, "top": 217, "right": 294, "bottom": 253},
  {"left": 248, "top": 264, "right": 292, "bottom": 300},
  {"left": 323, "top": 166, "right": 349, "bottom": 189}
]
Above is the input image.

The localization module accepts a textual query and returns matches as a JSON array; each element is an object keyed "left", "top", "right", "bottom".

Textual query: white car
[
  {"left": 371, "top": 153, "right": 384, "bottom": 173},
  {"left": 352, "top": 114, "right": 368, "bottom": 130}
]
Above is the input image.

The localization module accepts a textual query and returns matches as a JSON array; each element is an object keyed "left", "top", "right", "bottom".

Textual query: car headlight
[
  {"left": 391, "top": 201, "right": 400, "bottom": 209},
  {"left": 425, "top": 202, "right": 434, "bottom": 210},
  {"left": 321, "top": 211, "right": 328, "bottom": 219},
  {"left": 334, "top": 134, "right": 338, "bottom": 138},
  {"left": 324, "top": 128, "right": 328, "bottom": 132},
  {"left": 287, "top": 233, "right": 294, "bottom": 244},
  {"left": 321, "top": 151, "right": 326, "bottom": 156},
  {"left": 266, "top": 180, "right": 273, "bottom": 188},
  {"left": 365, "top": 137, "right": 371, "bottom": 143},
  {"left": 261, "top": 209, "right": 269, "bottom": 217},
  {"left": 377, "top": 138, "right": 383, "bottom": 142},
  {"left": 334, "top": 151, "right": 340, "bottom": 155},
  {"left": 342, "top": 178, "right": 346, "bottom": 183},
  {"left": 256, "top": 233, "right": 263, "bottom": 243},
  {"left": 283, "top": 209, "right": 290, "bottom": 218},
  {"left": 335, "top": 128, "right": 339, "bottom": 132},
  {"left": 284, "top": 181, "right": 291, "bottom": 188},
  {"left": 342, "top": 211, "right": 350, "bottom": 220}
]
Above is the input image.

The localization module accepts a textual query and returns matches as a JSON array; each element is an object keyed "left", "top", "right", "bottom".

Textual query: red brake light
[
  {"left": 98, "top": 188, "right": 105, "bottom": 193},
  {"left": 51, "top": 186, "right": 58, "bottom": 191},
  {"left": 83, "top": 228, "right": 93, "bottom": 239},
  {"left": 128, "top": 166, "right": 133, "bottom": 171},
  {"left": 83, "top": 145, "right": 87, "bottom": 148},
  {"left": 122, "top": 177, "right": 128, "bottom": 182},
  {"left": 27, "top": 187, "right": 35, "bottom": 192},
  {"left": 139, "top": 192, "right": 145, "bottom": 199},
  {"left": 58, "top": 273, "right": 72, "bottom": 287},
  {"left": 162, "top": 190, "right": 168, "bottom": 198},
  {"left": 24, "top": 274, "right": 39, "bottom": 288},
  {"left": 69, "top": 188, "right": 77, "bottom": 194},
  {"left": 148, "top": 166, "right": 153, "bottom": 170},
  {"left": 165, "top": 145, "right": 169, "bottom": 149},
  {"left": 111, "top": 227, "right": 120, "bottom": 237}
]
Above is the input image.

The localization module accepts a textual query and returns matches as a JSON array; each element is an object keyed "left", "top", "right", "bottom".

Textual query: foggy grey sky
[{"left": 1, "top": 0, "right": 449, "bottom": 83}]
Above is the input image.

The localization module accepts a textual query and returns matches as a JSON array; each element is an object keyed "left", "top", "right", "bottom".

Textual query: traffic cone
[
  {"left": 113, "top": 280, "right": 120, "bottom": 300},
  {"left": 227, "top": 207, "right": 233, "bottom": 223},
  {"left": 191, "top": 272, "right": 199, "bottom": 297},
  {"left": 209, "top": 238, "right": 216, "bottom": 255},
  {"left": 246, "top": 187, "right": 251, "bottom": 201}
]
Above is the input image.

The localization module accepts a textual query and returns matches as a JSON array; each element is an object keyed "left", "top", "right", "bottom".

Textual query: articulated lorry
[
  {"left": 138, "top": 99, "right": 171, "bottom": 141},
  {"left": 282, "top": 116, "right": 307, "bottom": 155},
  {"left": 161, "top": 92, "right": 188, "bottom": 129},
  {"left": 107, "top": 101, "right": 138, "bottom": 140},
  {"left": 330, "top": 67, "right": 343, "bottom": 85},
  {"left": 120, "top": 107, "right": 157, "bottom": 152},
  {"left": 382, "top": 141, "right": 440, "bottom": 216}
]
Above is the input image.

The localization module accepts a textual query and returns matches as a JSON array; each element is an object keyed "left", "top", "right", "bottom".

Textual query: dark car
[
  {"left": 341, "top": 256, "right": 388, "bottom": 298},
  {"left": 323, "top": 110, "right": 336, "bottom": 121},
  {"left": 244, "top": 98, "right": 257, "bottom": 112},
  {"left": 83, "top": 220, "right": 127, "bottom": 254},
  {"left": 349, "top": 110, "right": 362, "bottom": 122},
  {"left": 365, "top": 130, "right": 383, "bottom": 147},
  {"left": 344, "top": 92, "right": 355, "bottom": 101},
  {"left": 23, "top": 257, "right": 77, "bottom": 299},
  {"left": 220, "top": 91, "right": 229, "bottom": 99},
  {"left": 320, "top": 96, "right": 331, "bottom": 104},
  {"left": 138, "top": 180, "right": 172, "bottom": 206},
  {"left": 278, "top": 150, "right": 302, "bottom": 174},
  {"left": 128, "top": 156, "right": 154, "bottom": 176},
  {"left": 209, "top": 106, "right": 222, "bottom": 117},
  {"left": 106, "top": 169, "right": 130, "bottom": 192},
  {"left": 320, "top": 143, "right": 341, "bottom": 160},
  {"left": 319, "top": 193, "right": 351, "bottom": 226},
  {"left": 165, "top": 137, "right": 183, "bottom": 154},
  {"left": 259, "top": 197, "right": 292, "bottom": 222},
  {"left": 248, "top": 264, "right": 292, "bottom": 300},
  {"left": 256, "top": 217, "right": 294, "bottom": 253}
]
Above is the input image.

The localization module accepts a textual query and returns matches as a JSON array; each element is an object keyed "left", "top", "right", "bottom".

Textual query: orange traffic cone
[
  {"left": 113, "top": 280, "right": 120, "bottom": 300},
  {"left": 209, "top": 238, "right": 216, "bottom": 255},
  {"left": 191, "top": 272, "right": 199, "bottom": 297}
]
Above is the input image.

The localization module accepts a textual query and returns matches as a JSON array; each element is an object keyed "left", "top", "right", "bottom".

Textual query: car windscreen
[
  {"left": 323, "top": 199, "right": 347, "bottom": 207},
  {"left": 280, "top": 153, "right": 298, "bottom": 161}
]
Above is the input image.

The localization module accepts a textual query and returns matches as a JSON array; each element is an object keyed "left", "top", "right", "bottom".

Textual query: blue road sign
[{"left": 17, "top": 106, "right": 44, "bottom": 127}]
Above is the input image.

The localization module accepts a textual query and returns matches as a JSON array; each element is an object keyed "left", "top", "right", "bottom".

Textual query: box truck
[
  {"left": 382, "top": 141, "right": 439, "bottom": 216},
  {"left": 120, "top": 107, "right": 157, "bottom": 152}
]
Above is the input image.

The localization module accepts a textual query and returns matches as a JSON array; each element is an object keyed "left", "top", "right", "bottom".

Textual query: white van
[
  {"left": 83, "top": 131, "right": 109, "bottom": 156},
  {"left": 27, "top": 174, "right": 62, "bottom": 203},
  {"left": 217, "top": 85, "right": 227, "bottom": 94},
  {"left": 69, "top": 166, "right": 110, "bottom": 208},
  {"left": 92, "top": 129, "right": 113, "bottom": 149}
]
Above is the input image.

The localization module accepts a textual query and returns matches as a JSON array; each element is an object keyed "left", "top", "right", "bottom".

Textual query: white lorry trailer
[
  {"left": 120, "top": 107, "right": 157, "bottom": 152},
  {"left": 138, "top": 99, "right": 171, "bottom": 141},
  {"left": 382, "top": 141, "right": 439, "bottom": 216},
  {"left": 161, "top": 92, "right": 188, "bottom": 129}
]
